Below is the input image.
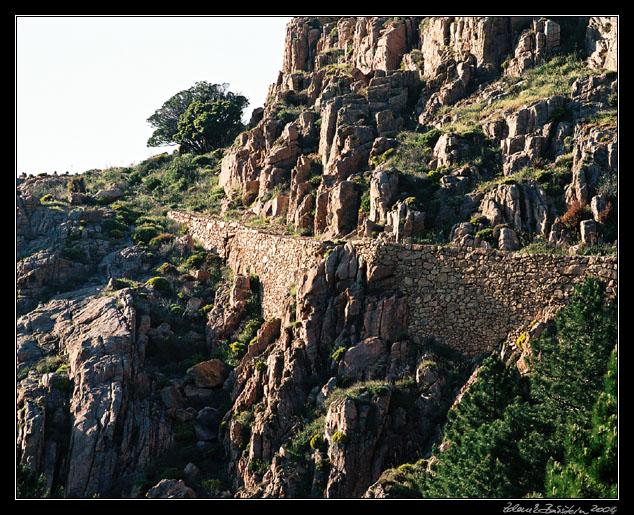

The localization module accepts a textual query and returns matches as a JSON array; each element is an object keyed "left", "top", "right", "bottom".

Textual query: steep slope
[
  {"left": 219, "top": 16, "right": 617, "bottom": 254},
  {"left": 16, "top": 16, "right": 618, "bottom": 499}
]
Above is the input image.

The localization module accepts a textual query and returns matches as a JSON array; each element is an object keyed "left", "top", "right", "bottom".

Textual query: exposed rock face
[
  {"left": 565, "top": 123, "right": 617, "bottom": 207},
  {"left": 145, "top": 479, "right": 197, "bottom": 499},
  {"left": 187, "top": 359, "right": 228, "bottom": 388},
  {"left": 217, "top": 15, "right": 616, "bottom": 253},
  {"left": 480, "top": 181, "right": 550, "bottom": 235},
  {"left": 369, "top": 167, "right": 399, "bottom": 224},
  {"left": 17, "top": 288, "right": 173, "bottom": 498},
  {"left": 324, "top": 389, "right": 392, "bottom": 498},
  {"left": 504, "top": 18, "right": 561, "bottom": 77},
  {"left": 217, "top": 242, "right": 426, "bottom": 497},
  {"left": 586, "top": 16, "right": 618, "bottom": 71},
  {"left": 17, "top": 15, "right": 618, "bottom": 500}
]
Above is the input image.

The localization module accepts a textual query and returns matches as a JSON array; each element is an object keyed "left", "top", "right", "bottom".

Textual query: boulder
[
  {"left": 498, "top": 226, "right": 520, "bottom": 251},
  {"left": 94, "top": 186, "right": 124, "bottom": 203},
  {"left": 145, "top": 479, "right": 197, "bottom": 499},
  {"left": 339, "top": 336, "right": 388, "bottom": 380},
  {"left": 580, "top": 219, "right": 598, "bottom": 247},
  {"left": 186, "top": 359, "right": 228, "bottom": 389}
]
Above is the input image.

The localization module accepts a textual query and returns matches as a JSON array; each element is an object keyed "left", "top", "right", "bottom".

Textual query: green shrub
[
  {"left": 156, "top": 262, "right": 178, "bottom": 275},
  {"left": 169, "top": 304, "right": 184, "bottom": 317},
  {"left": 148, "top": 233, "right": 174, "bottom": 248},
  {"left": 418, "top": 128, "right": 442, "bottom": 149},
  {"left": 359, "top": 188, "right": 371, "bottom": 213},
  {"left": 331, "top": 347, "right": 347, "bottom": 362},
  {"left": 310, "top": 434, "right": 325, "bottom": 451},
  {"left": 145, "top": 276, "right": 171, "bottom": 293},
  {"left": 316, "top": 458, "right": 331, "bottom": 472},
  {"left": 132, "top": 223, "right": 161, "bottom": 244},
  {"left": 110, "top": 202, "right": 141, "bottom": 224},
  {"left": 52, "top": 375, "right": 73, "bottom": 394},
  {"left": 67, "top": 176, "right": 86, "bottom": 193},
  {"left": 35, "top": 355, "right": 64, "bottom": 374},
  {"left": 332, "top": 431, "right": 348, "bottom": 445},
  {"left": 144, "top": 176, "right": 162, "bottom": 192},
  {"left": 476, "top": 227, "right": 495, "bottom": 245},
  {"left": 192, "top": 155, "right": 213, "bottom": 167},
  {"left": 229, "top": 340, "right": 247, "bottom": 358},
  {"left": 63, "top": 246, "right": 83, "bottom": 261},
  {"left": 102, "top": 218, "right": 127, "bottom": 237},
  {"left": 201, "top": 478, "right": 225, "bottom": 494},
  {"left": 172, "top": 419, "right": 195, "bottom": 443},
  {"left": 185, "top": 251, "right": 207, "bottom": 269}
]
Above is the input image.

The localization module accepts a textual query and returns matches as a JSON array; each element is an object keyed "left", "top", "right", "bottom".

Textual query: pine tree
[
  {"left": 420, "top": 277, "right": 617, "bottom": 499},
  {"left": 423, "top": 354, "right": 554, "bottom": 498},
  {"left": 544, "top": 345, "right": 618, "bottom": 498},
  {"left": 529, "top": 277, "right": 617, "bottom": 446}
]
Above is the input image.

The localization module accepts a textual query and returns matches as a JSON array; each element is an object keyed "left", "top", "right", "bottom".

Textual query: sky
[{"left": 15, "top": 15, "right": 293, "bottom": 176}]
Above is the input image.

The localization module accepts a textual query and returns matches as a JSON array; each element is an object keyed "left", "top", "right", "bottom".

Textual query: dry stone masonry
[
  {"left": 168, "top": 211, "right": 328, "bottom": 321},
  {"left": 353, "top": 240, "right": 616, "bottom": 356},
  {"left": 168, "top": 210, "right": 616, "bottom": 357}
]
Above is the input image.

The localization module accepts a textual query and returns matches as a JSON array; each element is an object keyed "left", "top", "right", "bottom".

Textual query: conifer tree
[
  {"left": 544, "top": 345, "right": 618, "bottom": 498},
  {"left": 422, "top": 354, "right": 552, "bottom": 498},
  {"left": 529, "top": 277, "right": 617, "bottom": 443},
  {"left": 421, "top": 277, "right": 617, "bottom": 499}
]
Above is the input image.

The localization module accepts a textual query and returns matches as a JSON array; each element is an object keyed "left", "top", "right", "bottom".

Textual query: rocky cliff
[
  {"left": 16, "top": 16, "right": 617, "bottom": 499},
  {"left": 220, "top": 16, "right": 617, "bottom": 251}
]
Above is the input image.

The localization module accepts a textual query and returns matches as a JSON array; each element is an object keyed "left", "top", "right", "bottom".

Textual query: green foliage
[
  {"left": 201, "top": 478, "right": 226, "bottom": 495},
  {"left": 528, "top": 277, "right": 617, "bottom": 432},
  {"left": 146, "top": 81, "right": 248, "bottom": 150},
  {"left": 417, "top": 128, "right": 442, "bottom": 149},
  {"left": 148, "top": 233, "right": 174, "bottom": 248},
  {"left": 331, "top": 346, "right": 346, "bottom": 362},
  {"left": 184, "top": 250, "right": 207, "bottom": 269},
  {"left": 359, "top": 187, "right": 371, "bottom": 213},
  {"left": 275, "top": 103, "right": 305, "bottom": 125},
  {"left": 416, "top": 277, "right": 617, "bottom": 499},
  {"left": 309, "top": 434, "right": 325, "bottom": 451},
  {"left": 423, "top": 353, "right": 554, "bottom": 498},
  {"left": 172, "top": 419, "right": 196, "bottom": 444},
  {"left": 102, "top": 218, "right": 128, "bottom": 238},
  {"left": 174, "top": 97, "right": 248, "bottom": 154},
  {"left": 16, "top": 463, "right": 58, "bottom": 498},
  {"left": 132, "top": 222, "right": 162, "bottom": 245},
  {"left": 384, "top": 131, "right": 436, "bottom": 176},
  {"left": 145, "top": 276, "right": 171, "bottom": 294},
  {"left": 67, "top": 175, "right": 86, "bottom": 193},
  {"left": 332, "top": 430, "right": 348, "bottom": 445},
  {"left": 544, "top": 347, "right": 617, "bottom": 498},
  {"left": 35, "top": 355, "right": 64, "bottom": 374},
  {"left": 476, "top": 227, "right": 495, "bottom": 246}
]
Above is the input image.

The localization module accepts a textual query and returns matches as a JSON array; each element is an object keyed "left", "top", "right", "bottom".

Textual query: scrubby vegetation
[
  {"left": 374, "top": 277, "right": 617, "bottom": 499},
  {"left": 17, "top": 16, "right": 618, "bottom": 501}
]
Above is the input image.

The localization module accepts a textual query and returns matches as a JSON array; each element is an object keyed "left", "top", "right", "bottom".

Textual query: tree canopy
[
  {"left": 420, "top": 276, "right": 617, "bottom": 499},
  {"left": 146, "top": 81, "right": 248, "bottom": 153}
]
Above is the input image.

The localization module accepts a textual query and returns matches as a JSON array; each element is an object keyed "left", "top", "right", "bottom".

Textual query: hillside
[{"left": 16, "top": 16, "right": 618, "bottom": 501}]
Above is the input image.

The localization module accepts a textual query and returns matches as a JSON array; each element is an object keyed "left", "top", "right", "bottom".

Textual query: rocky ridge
[
  {"left": 16, "top": 16, "right": 617, "bottom": 499},
  {"left": 220, "top": 16, "right": 617, "bottom": 254}
]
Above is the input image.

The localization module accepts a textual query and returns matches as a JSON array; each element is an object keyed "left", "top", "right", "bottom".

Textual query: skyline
[{"left": 15, "top": 15, "right": 293, "bottom": 176}]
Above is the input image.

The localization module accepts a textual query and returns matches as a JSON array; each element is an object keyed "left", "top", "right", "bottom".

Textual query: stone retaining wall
[
  {"left": 168, "top": 211, "right": 327, "bottom": 320},
  {"left": 353, "top": 240, "right": 617, "bottom": 356},
  {"left": 168, "top": 211, "right": 617, "bottom": 357}
]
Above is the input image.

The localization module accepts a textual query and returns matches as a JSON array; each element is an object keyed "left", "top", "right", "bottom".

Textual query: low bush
[{"left": 145, "top": 276, "right": 171, "bottom": 294}]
